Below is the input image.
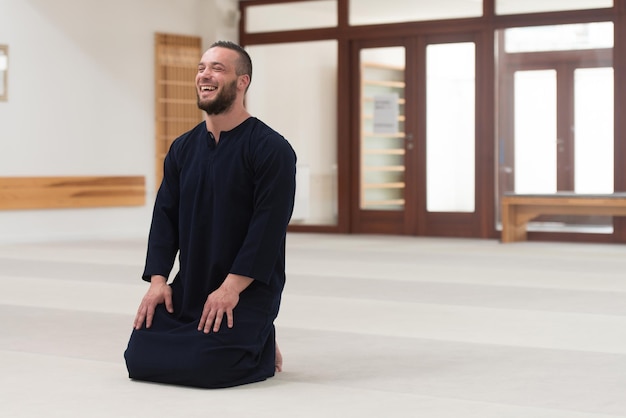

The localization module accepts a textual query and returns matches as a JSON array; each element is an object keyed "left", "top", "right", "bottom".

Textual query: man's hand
[
  {"left": 133, "top": 275, "right": 173, "bottom": 330},
  {"left": 199, "top": 273, "right": 253, "bottom": 333}
]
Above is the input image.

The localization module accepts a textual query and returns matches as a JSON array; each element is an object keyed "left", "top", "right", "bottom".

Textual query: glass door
[
  {"left": 351, "top": 36, "right": 479, "bottom": 236},
  {"left": 351, "top": 41, "right": 411, "bottom": 234}
]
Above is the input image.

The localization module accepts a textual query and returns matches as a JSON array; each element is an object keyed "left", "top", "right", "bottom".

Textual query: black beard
[{"left": 197, "top": 79, "right": 237, "bottom": 115}]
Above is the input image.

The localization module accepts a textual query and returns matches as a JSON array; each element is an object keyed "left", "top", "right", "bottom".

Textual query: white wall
[
  {"left": 247, "top": 41, "right": 338, "bottom": 225},
  {"left": 0, "top": 0, "right": 238, "bottom": 243}
]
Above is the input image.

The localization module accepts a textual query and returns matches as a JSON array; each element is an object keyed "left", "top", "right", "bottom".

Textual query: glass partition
[
  {"left": 426, "top": 42, "right": 476, "bottom": 212},
  {"left": 246, "top": 0, "right": 337, "bottom": 33},
  {"left": 574, "top": 67, "right": 614, "bottom": 194},
  {"left": 359, "top": 47, "right": 406, "bottom": 211},
  {"left": 504, "top": 22, "right": 613, "bottom": 53},
  {"left": 350, "top": 0, "right": 481, "bottom": 25},
  {"left": 513, "top": 70, "right": 557, "bottom": 194},
  {"left": 246, "top": 41, "right": 338, "bottom": 226},
  {"left": 497, "top": 0, "right": 612, "bottom": 15}
]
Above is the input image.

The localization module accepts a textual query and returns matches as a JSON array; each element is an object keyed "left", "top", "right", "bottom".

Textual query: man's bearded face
[{"left": 197, "top": 78, "right": 237, "bottom": 115}]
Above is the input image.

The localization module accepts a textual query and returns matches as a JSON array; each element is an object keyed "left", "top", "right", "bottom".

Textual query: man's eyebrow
[{"left": 198, "top": 61, "right": 226, "bottom": 67}]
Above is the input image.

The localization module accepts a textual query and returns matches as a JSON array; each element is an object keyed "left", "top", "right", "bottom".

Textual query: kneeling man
[{"left": 124, "top": 41, "right": 296, "bottom": 388}]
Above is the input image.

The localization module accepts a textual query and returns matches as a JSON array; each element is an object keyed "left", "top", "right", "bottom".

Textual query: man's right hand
[{"left": 133, "top": 275, "right": 174, "bottom": 330}]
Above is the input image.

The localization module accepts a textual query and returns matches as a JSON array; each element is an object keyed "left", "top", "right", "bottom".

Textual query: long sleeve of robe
[{"left": 124, "top": 117, "right": 297, "bottom": 388}]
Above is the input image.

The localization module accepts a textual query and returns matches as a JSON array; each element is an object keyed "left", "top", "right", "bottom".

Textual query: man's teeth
[{"left": 201, "top": 86, "right": 216, "bottom": 91}]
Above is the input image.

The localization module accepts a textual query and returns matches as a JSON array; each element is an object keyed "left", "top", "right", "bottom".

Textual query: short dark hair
[{"left": 210, "top": 40, "right": 252, "bottom": 85}]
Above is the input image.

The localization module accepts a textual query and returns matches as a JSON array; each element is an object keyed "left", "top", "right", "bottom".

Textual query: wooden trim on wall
[
  {"left": 612, "top": 3, "right": 626, "bottom": 241},
  {"left": 336, "top": 37, "right": 351, "bottom": 233},
  {"left": 477, "top": 26, "right": 497, "bottom": 239},
  {"left": 0, "top": 176, "right": 145, "bottom": 210}
]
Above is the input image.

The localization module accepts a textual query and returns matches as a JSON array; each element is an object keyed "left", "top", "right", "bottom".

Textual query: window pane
[
  {"left": 426, "top": 43, "right": 475, "bottom": 213},
  {"left": 575, "top": 68, "right": 614, "bottom": 193},
  {"left": 514, "top": 70, "right": 557, "bottom": 193},
  {"left": 360, "top": 47, "right": 406, "bottom": 211},
  {"left": 504, "top": 22, "right": 613, "bottom": 53},
  {"left": 350, "top": 0, "right": 481, "bottom": 26},
  {"left": 497, "top": 0, "right": 612, "bottom": 15},
  {"left": 246, "top": 0, "right": 337, "bottom": 33},
  {"left": 246, "top": 41, "right": 338, "bottom": 226}
]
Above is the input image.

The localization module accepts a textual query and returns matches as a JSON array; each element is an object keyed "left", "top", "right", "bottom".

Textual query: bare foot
[{"left": 275, "top": 342, "right": 283, "bottom": 373}]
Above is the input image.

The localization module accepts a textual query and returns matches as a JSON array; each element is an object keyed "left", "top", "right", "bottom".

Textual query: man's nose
[{"left": 198, "top": 68, "right": 211, "bottom": 78}]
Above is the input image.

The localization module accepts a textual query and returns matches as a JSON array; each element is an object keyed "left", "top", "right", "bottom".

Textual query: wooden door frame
[
  {"left": 418, "top": 31, "right": 489, "bottom": 238},
  {"left": 349, "top": 32, "right": 492, "bottom": 238}
]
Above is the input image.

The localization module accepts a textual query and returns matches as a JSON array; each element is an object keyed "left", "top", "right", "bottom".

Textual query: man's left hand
[{"left": 198, "top": 273, "right": 254, "bottom": 333}]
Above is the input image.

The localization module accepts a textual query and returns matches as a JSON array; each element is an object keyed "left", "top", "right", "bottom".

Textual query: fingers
[
  {"left": 200, "top": 309, "right": 221, "bottom": 333},
  {"left": 211, "top": 309, "right": 235, "bottom": 332},
  {"left": 198, "top": 289, "right": 239, "bottom": 333},
  {"left": 133, "top": 304, "right": 148, "bottom": 330},
  {"left": 198, "top": 307, "right": 210, "bottom": 332},
  {"left": 198, "top": 302, "right": 214, "bottom": 333},
  {"left": 226, "top": 310, "right": 234, "bottom": 329},
  {"left": 133, "top": 283, "right": 173, "bottom": 330},
  {"left": 134, "top": 297, "right": 165, "bottom": 330},
  {"left": 133, "top": 308, "right": 145, "bottom": 330},
  {"left": 212, "top": 310, "right": 223, "bottom": 333},
  {"left": 133, "top": 302, "right": 153, "bottom": 330},
  {"left": 164, "top": 292, "right": 174, "bottom": 313},
  {"left": 198, "top": 308, "right": 233, "bottom": 333},
  {"left": 144, "top": 305, "right": 155, "bottom": 328}
]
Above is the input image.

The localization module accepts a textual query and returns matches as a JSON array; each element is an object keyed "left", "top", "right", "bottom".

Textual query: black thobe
[{"left": 124, "top": 117, "right": 296, "bottom": 388}]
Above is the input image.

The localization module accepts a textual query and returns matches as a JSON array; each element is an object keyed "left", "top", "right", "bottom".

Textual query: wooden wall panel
[
  {"left": 0, "top": 176, "right": 145, "bottom": 210},
  {"left": 154, "top": 33, "right": 203, "bottom": 189}
]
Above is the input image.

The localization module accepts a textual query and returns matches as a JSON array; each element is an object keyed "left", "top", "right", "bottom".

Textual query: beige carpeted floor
[{"left": 1, "top": 233, "right": 625, "bottom": 417}]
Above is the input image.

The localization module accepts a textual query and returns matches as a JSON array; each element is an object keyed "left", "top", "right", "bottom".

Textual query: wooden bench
[
  {"left": 0, "top": 176, "right": 145, "bottom": 210},
  {"left": 501, "top": 192, "right": 626, "bottom": 243}
]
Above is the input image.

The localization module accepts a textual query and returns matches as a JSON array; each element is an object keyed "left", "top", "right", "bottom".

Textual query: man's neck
[{"left": 204, "top": 107, "right": 251, "bottom": 143}]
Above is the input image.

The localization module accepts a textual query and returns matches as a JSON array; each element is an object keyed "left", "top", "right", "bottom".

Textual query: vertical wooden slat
[{"left": 154, "top": 33, "right": 203, "bottom": 190}]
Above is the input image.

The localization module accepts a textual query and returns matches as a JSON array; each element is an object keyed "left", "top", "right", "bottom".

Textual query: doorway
[
  {"left": 495, "top": 23, "right": 614, "bottom": 232},
  {"left": 350, "top": 36, "right": 480, "bottom": 237}
]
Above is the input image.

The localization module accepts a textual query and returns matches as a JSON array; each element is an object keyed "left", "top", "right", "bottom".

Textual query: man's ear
[{"left": 238, "top": 74, "right": 251, "bottom": 91}]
